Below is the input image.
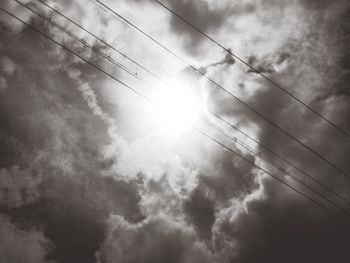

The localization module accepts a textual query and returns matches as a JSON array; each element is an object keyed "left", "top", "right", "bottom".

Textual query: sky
[{"left": 0, "top": 0, "right": 350, "bottom": 262}]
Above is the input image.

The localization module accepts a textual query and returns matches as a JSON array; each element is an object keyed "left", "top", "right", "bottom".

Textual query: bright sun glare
[{"left": 149, "top": 80, "right": 202, "bottom": 137}]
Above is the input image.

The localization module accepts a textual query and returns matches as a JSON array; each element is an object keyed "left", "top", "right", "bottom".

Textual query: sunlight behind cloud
[{"left": 149, "top": 80, "right": 202, "bottom": 137}]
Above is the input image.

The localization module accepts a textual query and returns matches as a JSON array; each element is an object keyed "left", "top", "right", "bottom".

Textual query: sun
[{"left": 149, "top": 80, "right": 202, "bottom": 137}]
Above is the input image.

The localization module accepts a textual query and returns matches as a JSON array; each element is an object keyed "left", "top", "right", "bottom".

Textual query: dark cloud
[
  {"left": 214, "top": 179, "right": 350, "bottom": 263},
  {"left": 183, "top": 185, "right": 215, "bottom": 241},
  {"left": 171, "top": 0, "right": 256, "bottom": 55},
  {"left": 194, "top": 1, "right": 350, "bottom": 261},
  {"left": 198, "top": 50, "right": 236, "bottom": 75},
  {"left": 97, "top": 215, "right": 213, "bottom": 263},
  {"left": 0, "top": 166, "right": 41, "bottom": 209},
  {"left": 132, "top": 0, "right": 255, "bottom": 56},
  {"left": 0, "top": 214, "right": 53, "bottom": 263},
  {"left": 1, "top": 0, "right": 350, "bottom": 262},
  {"left": 312, "top": 5, "right": 350, "bottom": 99},
  {"left": 207, "top": 1, "right": 350, "bottom": 261},
  {"left": 200, "top": 151, "right": 257, "bottom": 203},
  {"left": 246, "top": 52, "right": 291, "bottom": 75},
  {"left": 299, "top": 0, "right": 338, "bottom": 10},
  {"left": 247, "top": 55, "right": 275, "bottom": 74},
  {"left": 163, "top": 0, "right": 230, "bottom": 55},
  {"left": 9, "top": 173, "right": 143, "bottom": 263},
  {"left": 0, "top": 12, "right": 143, "bottom": 263}
]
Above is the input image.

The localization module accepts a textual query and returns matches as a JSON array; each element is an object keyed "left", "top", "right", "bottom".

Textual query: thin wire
[
  {"left": 87, "top": 0, "right": 108, "bottom": 13},
  {"left": 30, "top": 0, "right": 350, "bottom": 205},
  {"left": 37, "top": 0, "right": 165, "bottom": 85},
  {"left": 93, "top": 0, "right": 350, "bottom": 181},
  {"left": 151, "top": 0, "right": 350, "bottom": 140},
  {"left": 0, "top": 9, "right": 148, "bottom": 101},
  {"left": 0, "top": 6, "right": 343, "bottom": 218},
  {"left": 209, "top": 111, "right": 350, "bottom": 205},
  {"left": 16, "top": 0, "right": 159, "bottom": 90},
  {"left": 189, "top": 122, "right": 344, "bottom": 218},
  {"left": 206, "top": 119, "right": 348, "bottom": 214}
]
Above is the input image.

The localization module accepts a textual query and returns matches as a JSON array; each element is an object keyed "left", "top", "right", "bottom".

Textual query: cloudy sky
[{"left": 0, "top": 0, "right": 350, "bottom": 262}]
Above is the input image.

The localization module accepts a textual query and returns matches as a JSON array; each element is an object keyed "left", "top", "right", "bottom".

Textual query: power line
[
  {"left": 34, "top": 0, "right": 350, "bottom": 207},
  {"left": 206, "top": 119, "right": 348, "bottom": 214},
  {"left": 28, "top": 0, "right": 350, "bottom": 206},
  {"left": 189, "top": 122, "right": 344, "bottom": 218},
  {"left": 0, "top": 6, "right": 343, "bottom": 218},
  {"left": 93, "top": 0, "right": 350, "bottom": 181},
  {"left": 1, "top": 9, "right": 148, "bottom": 101},
  {"left": 209, "top": 111, "right": 350, "bottom": 205},
  {"left": 36, "top": 0, "right": 166, "bottom": 85},
  {"left": 151, "top": 0, "right": 350, "bottom": 140},
  {"left": 16, "top": 0, "right": 157, "bottom": 90}
]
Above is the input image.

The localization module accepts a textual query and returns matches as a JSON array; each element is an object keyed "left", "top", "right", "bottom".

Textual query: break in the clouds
[{"left": 0, "top": 0, "right": 350, "bottom": 262}]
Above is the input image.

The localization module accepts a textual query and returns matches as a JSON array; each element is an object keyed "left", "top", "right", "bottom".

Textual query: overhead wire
[
  {"left": 37, "top": 0, "right": 166, "bottom": 85},
  {"left": 209, "top": 111, "right": 350, "bottom": 205},
  {"left": 28, "top": 0, "right": 350, "bottom": 206},
  {"left": 0, "top": 6, "right": 345, "bottom": 218},
  {"left": 92, "top": 0, "right": 350, "bottom": 181},
  {"left": 206, "top": 120, "right": 348, "bottom": 214},
  {"left": 15, "top": 0, "right": 160, "bottom": 91},
  {"left": 151, "top": 0, "right": 350, "bottom": 140}
]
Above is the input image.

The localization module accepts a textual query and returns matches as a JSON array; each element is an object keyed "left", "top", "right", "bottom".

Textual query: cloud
[
  {"left": 198, "top": 50, "right": 236, "bottom": 75},
  {"left": 97, "top": 214, "right": 213, "bottom": 263},
  {"left": 0, "top": 214, "right": 53, "bottom": 263},
  {"left": 0, "top": 56, "right": 17, "bottom": 75},
  {"left": 0, "top": 0, "right": 350, "bottom": 262},
  {"left": 0, "top": 166, "right": 42, "bottom": 208},
  {"left": 0, "top": 76, "right": 7, "bottom": 91},
  {"left": 0, "top": 56, "right": 18, "bottom": 92},
  {"left": 246, "top": 55, "right": 276, "bottom": 74},
  {"left": 0, "top": 8, "right": 143, "bottom": 263},
  {"left": 161, "top": 0, "right": 255, "bottom": 56},
  {"left": 212, "top": 179, "right": 350, "bottom": 263},
  {"left": 129, "top": 0, "right": 256, "bottom": 56},
  {"left": 183, "top": 184, "right": 215, "bottom": 241},
  {"left": 10, "top": 173, "right": 143, "bottom": 263},
  {"left": 203, "top": 1, "right": 350, "bottom": 261},
  {"left": 299, "top": 0, "right": 339, "bottom": 10}
]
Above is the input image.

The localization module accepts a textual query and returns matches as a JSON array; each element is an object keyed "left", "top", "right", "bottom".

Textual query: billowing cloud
[
  {"left": 97, "top": 214, "right": 213, "bottom": 263},
  {"left": 212, "top": 178, "right": 350, "bottom": 263},
  {"left": 0, "top": 76, "right": 7, "bottom": 91},
  {"left": 160, "top": 0, "right": 255, "bottom": 55},
  {"left": 0, "top": 166, "right": 42, "bottom": 208},
  {"left": 0, "top": 214, "right": 53, "bottom": 263},
  {"left": 0, "top": 56, "right": 17, "bottom": 75},
  {"left": 0, "top": 5, "right": 142, "bottom": 262},
  {"left": 0, "top": 0, "right": 349, "bottom": 262}
]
